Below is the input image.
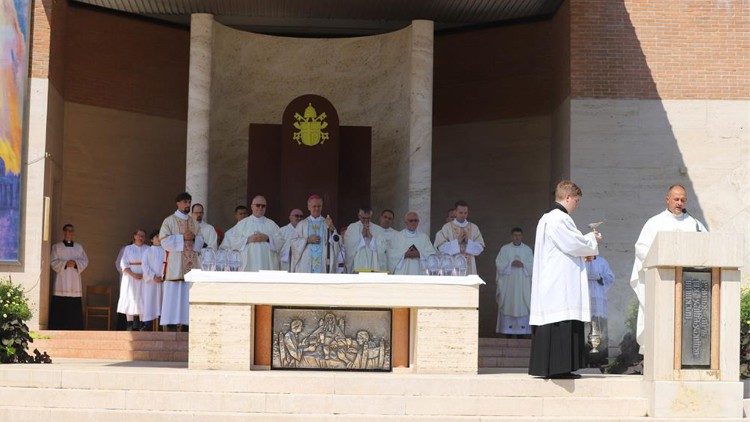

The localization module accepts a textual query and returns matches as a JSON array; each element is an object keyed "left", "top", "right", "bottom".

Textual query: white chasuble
[
  {"left": 50, "top": 242, "right": 89, "bottom": 297},
  {"left": 343, "top": 221, "right": 386, "bottom": 273},
  {"left": 434, "top": 219, "right": 485, "bottom": 275},
  {"left": 223, "top": 215, "right": 283, "bottom": 271},
  {"left": 630, "top": 209, "right": 707, "bottom": 353},
  {"left": 495, "top": 242, "right": 533, "bottom": 334},
  {"left": 529, "top": 207, "right": 598, "bottom": 326},
  {"left": 290, "top": 216, "right": 339, "bottom": 274},
  {"left": 388, "top": 229, "right": 436, "bottom": 275}
]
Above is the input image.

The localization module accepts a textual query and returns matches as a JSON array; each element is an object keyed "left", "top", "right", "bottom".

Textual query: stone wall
[{"left": 200, "top": 18, "right": 433, "bottom": 232}]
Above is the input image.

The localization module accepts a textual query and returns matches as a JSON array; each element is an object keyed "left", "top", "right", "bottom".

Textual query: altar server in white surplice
[
  {"left": 223, "top": 195, "right": 283, "bottom": 271},
  {"left": 344, "top": 206, "right": 387, "bottom": 273},
  {"left": 279, "top": 208, "right": 304, "bottom": 271},
  {"left": 50, "top": 224, "right": 89, "bottom": 330},
  {"left": 191, "top": 203, "right": 218, "bottom": 250},
  {"left": 117, "top": 229, "right": 149, "bottom": 331},
  {"left": 388, "top": 212, "right": 436, "bottom": 275},
  {"left": 495, "top": 227, "right": 534, "bottom": 336},
  {"left": 434, "top": 200, "right": 485, "bottom": 275},
  {"left": 291, "top": 195, "right": 340, "bottom": 273},
  {"left": 528, "top": 180, "right": 600, "bottom": 379},
  {"left": 140, "top": 230, "right": 165, "bottom": 329},
  {"left": 630, "top": 184, "right": 707, "bottom": 354},
  {"left": 159, "top": 192, "right": 202, "bottom": 330}
]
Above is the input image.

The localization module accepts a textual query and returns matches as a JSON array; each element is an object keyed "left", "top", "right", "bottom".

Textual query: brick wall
[
  {"left": 63, "top": 3, "right": 190, "bottom": 120},
  {"left": 570, "top": 0, "right": 750, "bottom": 99},
  {"left": 434, "top": 18, "right": 562, "bottom": 125},
  {"left": 30, "top": 0, "right": 52, "bottom": 79}
]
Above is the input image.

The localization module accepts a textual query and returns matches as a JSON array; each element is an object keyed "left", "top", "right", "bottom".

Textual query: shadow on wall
[{"left": 432, "top": 0, "right": 718, "bottom": 340}]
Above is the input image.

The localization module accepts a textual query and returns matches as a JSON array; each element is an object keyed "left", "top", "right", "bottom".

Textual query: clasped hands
[
  {"left": 65, "top": 260, "right": 77, "bottom": 269},
  {"left": 249, "top": 232, "right": 269, "bottom": 243},
  {"left": 511, "top": 260, "right": 524, "bottom": 268},
  {"left": 404, "top": 245, "right": 420, "bottom": 259}
]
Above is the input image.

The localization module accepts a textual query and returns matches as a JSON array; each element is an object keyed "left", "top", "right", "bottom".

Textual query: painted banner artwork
[{"left": 0, "top": 0, "right": 30, "bottom": 263}]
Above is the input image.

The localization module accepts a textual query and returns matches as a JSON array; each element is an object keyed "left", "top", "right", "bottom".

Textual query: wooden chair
[{"left": 85, "top": 284, "right": 112, "bottom": 330}]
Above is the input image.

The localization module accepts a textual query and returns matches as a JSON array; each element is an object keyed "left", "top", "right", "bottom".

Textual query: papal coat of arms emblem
[{"left": 293, "top": 103, "right": 329, "bottom": 146}]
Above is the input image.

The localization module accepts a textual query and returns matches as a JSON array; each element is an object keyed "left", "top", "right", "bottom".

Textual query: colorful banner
[{"left": 0, "top": 0, "right": 30, "bottom": 263}]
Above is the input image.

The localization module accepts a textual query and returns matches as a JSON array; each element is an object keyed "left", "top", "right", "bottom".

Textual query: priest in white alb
[
  {"left": 279, "top": 208, "right": 304, "bottom": 271},
  {"left": 378, "top": 209, "right": 397, "bottom": 250},
  {"left": 434, "top": 200, "right": 485, "bottom": 275},
  {"left": 49, "top": 224, "right": 89, "bottom": 330},
  {"left": 191, "top": 203, "right": 218, "bottom": 250},
  {"left": 529, "top": 181, "right": 600, "bottom": 379},
  {"left": 495, "top": 227, "right": 533, "bottom": 337},
  {"left": 290, "top": 195, "right": 340, "bottom": 273},
  {"left": 344, "top": 206, "right": 386, "bottom": 273},
  {"left": 223, "top": 195, "right": 283, "bottom": 271},
  {"left": 630, "top": 184, "right": 707, "bottom": 353},
  {"left": 388, "top": 212, "right": 436, "bottom": 275},
  {"left": 159, "top": 192, "right": 202, "bottom": 331}
]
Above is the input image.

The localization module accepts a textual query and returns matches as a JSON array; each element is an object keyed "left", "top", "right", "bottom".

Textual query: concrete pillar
[
  {"left": 407, "top": 20, "right": 433, "bottom": 234},
  {"left": 186, "top": 14, "right": 214, "bottom": 216}
]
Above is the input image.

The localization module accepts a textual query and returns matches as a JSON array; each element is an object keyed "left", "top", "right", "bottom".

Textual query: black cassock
[{"left": 528, "top": 320, "right": 587, "bottom": 377}]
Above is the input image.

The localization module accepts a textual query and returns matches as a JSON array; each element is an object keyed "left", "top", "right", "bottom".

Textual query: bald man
[
  {"left": 222, "top": 195, "right": 283, "bottom": 271},
  {"left": 388, "top": 212, "right": 436, "bottom": 275},
  {"left": 290, "top": 195, "right": 339, "bottom": 273},
  {"left": 630, "top": 184, "right": 707, "bottom": 353}
]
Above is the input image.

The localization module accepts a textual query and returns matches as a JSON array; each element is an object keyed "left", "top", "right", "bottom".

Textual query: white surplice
[
  {"left": 197, "top": 221, "right": 218, "bottom": 250},
  {"left": 495, "top": 242, "right": 534, "bottom": 334},
  {"left": 388, "top": 229, "right": 436, "bottom": 275},
  {"left": 222, "top": 215, "right": 283, "bottom": 271},
  {"left": 587, "top": 256, "right": 615, "bottom": 318},
  {"left": 630, "top": 209, "right": 707, "bottom": 352},
  {"left": 117, "top": 243, "right": 149, "bottom": 316},
  {"left": 50, "top": 242, "right": 89, "bottom": 297},
  {"left": 141, "top": 245, "right": 165, "bottom": 322},
  {"left": 529, "top": 206, "right": 599, "bottom": 326},
  {"left": 434, "top": 219, "right": 485, "bottom": 275},
  {"left": 290, "top": 216, "right": 340, "bottom": 273},
  {"left": 380, "top": 227, "right": 398, "bottom": 254},
  {"left": 343, "top": 221, "right": 386, "bottom": 273}
]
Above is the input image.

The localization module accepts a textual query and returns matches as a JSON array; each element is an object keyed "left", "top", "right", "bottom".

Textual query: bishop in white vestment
[
  {"left": 290, "top": 195, "right": 340, "bottom": 273},
  {"left": 630, "top": 184, "right": 707, "bottom": 353},
  {"left": 529, "top": 181, "right": 599, "bottom": 378},
  {"left": 344, "top": 207, "right": 386, "bottom": 273},
  {"left": 50, "top": 224, "right": 89, "bottom": 330},
  {"left": 495, "top": 228, "right": 533, "bottom": 336},
  {"left": 159, "top": 192, "right": 202, "bottom": 328},
  {"left": 388, "top": 212, "right": 436, "bottom": 275},
  {"left": 434, "top": 201, "right": 485, "bottom": 275},
  {"left": 223, "top": 196, "right": 283, "bottom": 271}
]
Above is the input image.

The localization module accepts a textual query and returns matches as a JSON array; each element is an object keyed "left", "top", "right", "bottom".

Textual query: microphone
[{"left": 682, "top": 208, "right": 701, "bottom": 232}]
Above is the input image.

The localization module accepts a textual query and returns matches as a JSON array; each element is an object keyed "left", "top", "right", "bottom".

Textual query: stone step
[
  {"left": 0, "top": 407, "right": 673, "bottom": 422},
  {"left": 478, "top": 337, "right": 531, "bottom": 348},
  {"left": 31, "top": 331, "right": 188, "bottom": 362},
  {"left": 478, "top": 356, "right": 528, "bottom": 368},
  {"left": 0, "top": 388, "right": 647, "bottom": 417},
  {"left": 478, "top": 346, "right": 530, "bottom": 358}
]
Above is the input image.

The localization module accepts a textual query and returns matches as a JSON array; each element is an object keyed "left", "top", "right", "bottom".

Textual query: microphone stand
[{"left": 682, "top": 209, "right": 701, "bottom": 232}]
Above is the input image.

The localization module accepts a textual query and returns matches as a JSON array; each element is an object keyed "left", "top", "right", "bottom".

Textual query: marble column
[
  {"left": 186, "top": 14, "right": 214, "bottom": 215},
  {"left": 408, "top": 20, "right": 434, "bottom": 234}
]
